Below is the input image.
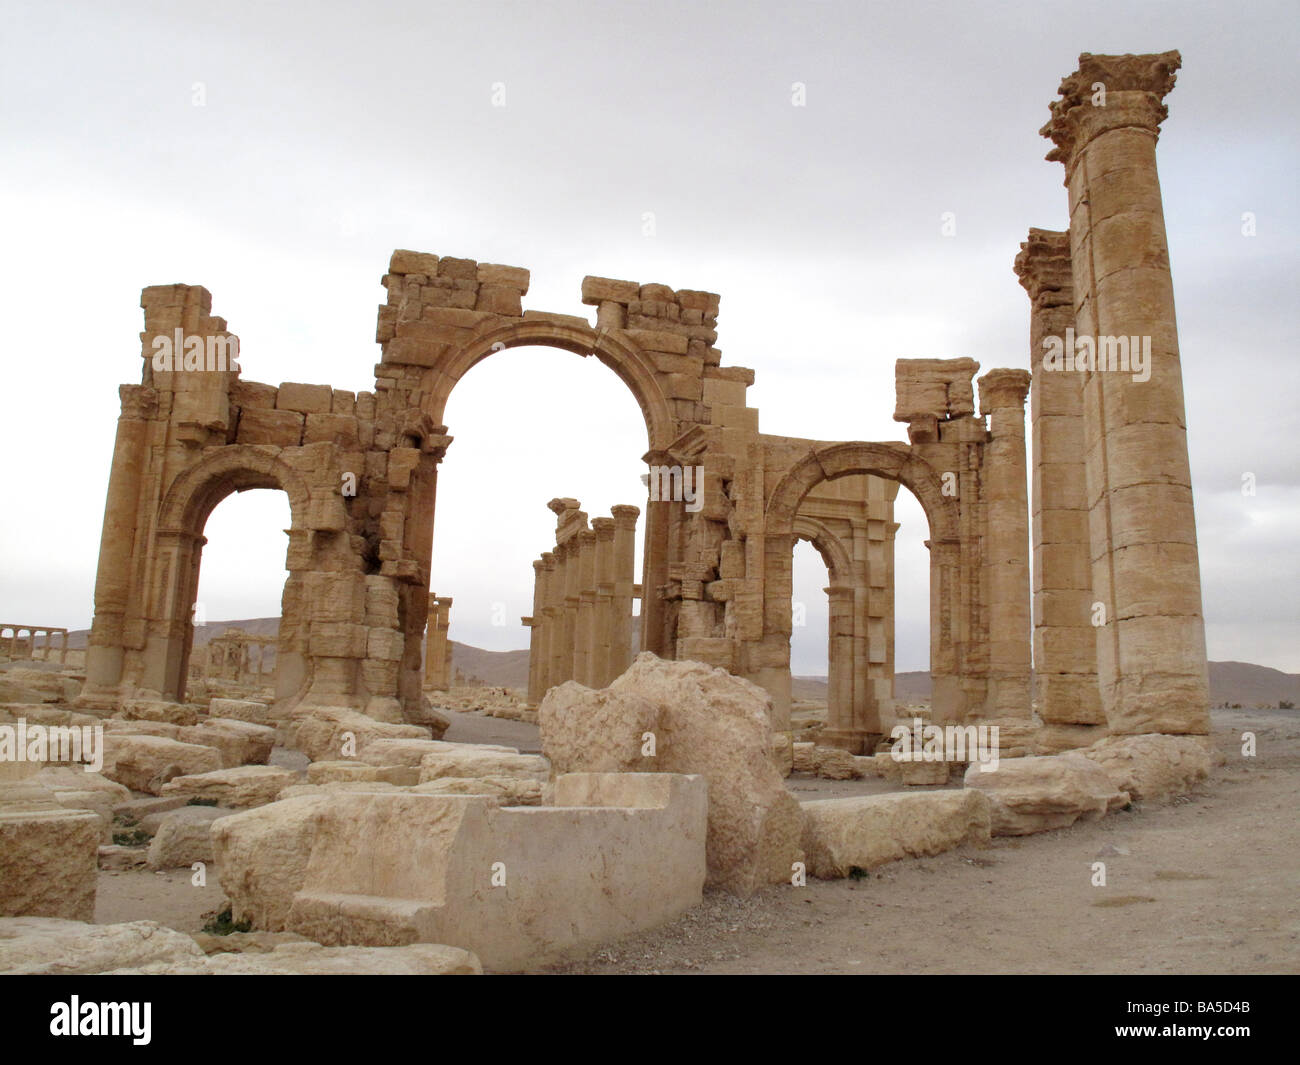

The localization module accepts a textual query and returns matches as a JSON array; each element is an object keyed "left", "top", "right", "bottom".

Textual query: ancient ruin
[{"left": 1, "top": 50, "right": 1227, "bottom": 977}]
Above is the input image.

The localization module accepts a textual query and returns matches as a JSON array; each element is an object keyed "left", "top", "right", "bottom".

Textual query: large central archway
[{"left": 401, "top": 318, "right": 677, "bottom": 705}]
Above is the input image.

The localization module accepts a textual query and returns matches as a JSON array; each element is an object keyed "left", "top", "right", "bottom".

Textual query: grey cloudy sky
[{"left": 1, "top": 0, "right": 1296, "bottom": 675}]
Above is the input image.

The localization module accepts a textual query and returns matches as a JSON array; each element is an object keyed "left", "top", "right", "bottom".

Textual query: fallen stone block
[
  {"left": 282, "top": 773, "right": 707, "bottom": 971},
  {"left": 539, "top": 653, "right": 803, "bottom": 896},
  {"left": 306, "top": 761, "right": 418, "bottom": 786},
  {"left": 359, "top": 737, "right": 516, "bottom": 768},
  {"left": 801, "top": 790, "right": 992, "bottom": 878},
  {"left": 98, "top": 844, "right": 149, "bottom": 871},
  {"left": 160, "top": 765, "right": 302, "bottom": 808},
  {"left": 0, "top": 917, "right": 207, "bottom": 974},
  {"left": 1077, "top": 733, "right": 1211, "bottom": 801},
  {"left": 963, "top": 753, "right": 1130, "bottom": 836},
  {"left": 283, "top": 706, "right": 431, "bottom": 762},
  {"left": 417, "top": 749, "right": 550, "bottom": 785},
  {"left": 212, "top": 795, "right": 331, "bottom": 929},
  {"left": 180, "top": 719, "right": 277, "bottom": 767},
  {"left": 0, "top": 804, "right": 101, "bottom": 920},
  {"left": 103, "top": 734, "right": 223, "bottom": 795},
  {"left": 201, "top": 941, "right": 481, "bottom": 974},
  {"left": 107, "top": 940, "right": 481, "bottom": 975},
  {"left": 208, "top": 698, "right": 275, "bottom": 726},
  {"left": 147, "top": 805, "right": 234, "bottom": 869},
  {"left": 411, "top": 776, "right": 543, "bottom": 806},
  {"left": 118, "top": 699, "right": 200, "bottom": 726}
]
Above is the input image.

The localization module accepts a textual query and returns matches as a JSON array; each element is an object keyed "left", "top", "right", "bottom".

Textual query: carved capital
[
  {"left": 118, "top": 384, "right": 159, "bottom": 422},
  {"left": 978, "top": 368, "right": 1032, "bottom": 414},
  {"left": 1013, "top": 229, "right": 1073, "bottom": 305},
  {"left": 1041, "top": 51, "right": 1180, "bottom": 165}
]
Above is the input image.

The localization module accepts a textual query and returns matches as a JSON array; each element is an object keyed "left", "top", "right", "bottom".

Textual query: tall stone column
[
  {"left": 1015, "top": 228, "right": 1104, "bottom": 732},
  {"left": 977, "top": 369, "right": 1033, "bottom": 719},
  {"left": 537, "top": 552, "right": 557, "bottom": 696},
  {"left": 424, "top": 594, "right": 452, "bottom": 691},
  {"left": 524, "top": 559, "right": 545, "bottom": 705},
  {"left": 820, "top": 585, "right": 861, "bottom": 751},
  {"left": 575, "top": 529, "right": 597, "bottom": 687},
  {"left": 610, "top": 505, "right": 640, "bottom": 679},
  {"left": 82, "top": 385, "right": 157, "bottom": 704},
  {"left": 591, "top": 518, "right": 616, "bottom": 687},
  {"left": 561, "top": 538, "right": 581, "bottom": 686},
  {"left": 1042, "top": 50, "right": 1210, "bottom": 734}
]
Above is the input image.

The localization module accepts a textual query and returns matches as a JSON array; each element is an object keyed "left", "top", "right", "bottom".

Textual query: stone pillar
[
  {"left": 537, "top": 552, "right": 557, "bottom": 697},
  {"left": 1015, "top": 228, "right": 1104, "bottom": 731},
  {"left": 609, "top": 505, "right": 640, "bottom": 680},
  {"left": 82, "top": 386, "right": 157, "bottom": 702},
  {"left": 524, "top": 558, "right": 545, "bottom": 705},
  {"left": 574, "top": 529, "right": 597, "bottom": 687},
  {"left": 424, "top": 593, "right": 452, "bottom": 691},
  {"left": 1042, "top": 50, "right": 1210, "bottom": 734},
  {"left": 977, "top": 369, "right": 1033, "bottom": 719},
  {"left": 560, "top": 537, "right": 580, "bottom": 686},
  {"left": 591, "top": 518, "right": 616, "bottom": 687},
  {"left": 820, "top": 585, "right": 861, "bottom": 751}
]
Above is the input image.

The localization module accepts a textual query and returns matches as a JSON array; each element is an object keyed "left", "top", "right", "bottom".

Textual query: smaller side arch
[{"left": 158, "top": 445, "right": 313, "bottom": 537}]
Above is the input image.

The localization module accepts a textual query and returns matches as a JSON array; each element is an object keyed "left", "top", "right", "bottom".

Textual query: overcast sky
[{"left": 1, "top": 0, "right": 1295, "bottom": 676}]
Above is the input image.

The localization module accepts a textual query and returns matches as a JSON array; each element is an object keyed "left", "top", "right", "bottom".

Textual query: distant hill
[{"left": 55, "top": 618, "right": 1298, "bottom": 707}]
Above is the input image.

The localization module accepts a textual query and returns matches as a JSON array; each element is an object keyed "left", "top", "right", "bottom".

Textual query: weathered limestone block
[
  {"left": 411, "top": 776, "right": 543, "bottom": 807},
  {"left": 1076, "top": 733, "right": 1210, "bottom": 802},
  {"left": 283, "top": 706, "right": 431, "bottom": 762},
  {"left": 898, "top": 759, "right": 951, "bottom": 786},
  {"left": 212, "top": 795, "right": 331, "bottom": 929},
  {"left": 893, "top": 358, "right": 980, "bottom": 421},
  {"left": 770, "top": 732, "right": 794, "bottom": 777},
  {"left": 278, "top": 783, "right": 406, "bottom": 802},
  {"left": 104, "top": 719, "right": 182, "bottom": 739},
  {"left": 0, "top": 804, "right": 101, "bottom": 920},
  {"left": 160, "top": 765, "right": 302, "bottom": 807},
  {"left": 180, "top": 720, "right": 276, "bottom": 767},
  {"left": 104, "top": 734, "right": 223, "bottom": 795},
  {"left": 801, "top": 791, "right": 992, "bottom": 878},
  {"left": 306, "top": 761, "right": 418, "bottom": 786},
  {"left": 118, "top": 699, "right": 200, "bottom": 726},
  {"left": 32, "top": 768, "right": 131, "bottom": 839},
  {"left": 195, "top": 942, "right": 482, "bottom": 975},
  {"left": 963, "top": 753, "right": 1129, "bottom": 836},
  {"left": 146, "top": 805, "right": 233, "bottom": 869},
  {"left": 0, "top": 678, "right": 51, "bottom": 703},
  {"left": 208, "top": 698, "right": 275, "bottom": 726},
  {"left": 793, "top": 743, "right": 861, "bottom": 780},
  {"left": 0, "top": 917, "right": 207, "bottom": 974},
  {"left": 281, "top": 774, "right": 707, "bottom": 971},
  {"left": 539, "top": 653, "right": 804, "bottom": 896},
  {"left": 0, "top": 669, "right": 78, "bottom": 703},
  {"left": 359, "top": 737, "right": 517, "bottom": 768},
  {"left": 417, "top": 749, "right": 550, "bottom": 785},
  {"left": 97, "top": 844, "right": 150, "bottom": 871}
]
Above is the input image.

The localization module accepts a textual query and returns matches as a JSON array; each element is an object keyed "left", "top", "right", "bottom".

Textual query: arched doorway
[{"left": 764, "top": 442, "right": 975, "bottom": 740}]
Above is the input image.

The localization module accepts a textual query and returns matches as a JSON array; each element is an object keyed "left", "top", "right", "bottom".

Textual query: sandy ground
[{"left": 93, "top": 707, "right": 1299, "bottom": 974}]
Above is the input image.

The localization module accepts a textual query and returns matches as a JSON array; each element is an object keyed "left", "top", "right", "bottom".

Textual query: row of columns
[
  {"left": 0, "top": 626, "right": 69, "bottom": 664},
  {"left": 205, "top": 633, "right": 275, "bottom": 685},
  {"left": 1035, "top": 51, "right": 1210, "bottom": 735},
  {"left": 523, "top": 499, "right": 640, "bottom": 705}
]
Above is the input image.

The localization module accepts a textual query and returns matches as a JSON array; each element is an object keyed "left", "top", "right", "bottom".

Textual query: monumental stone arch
[{"left": 79, "top": 52, "right": 1215, "bottom": 758}]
